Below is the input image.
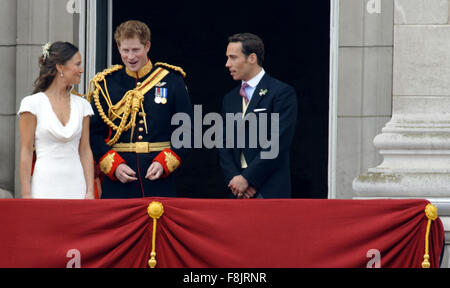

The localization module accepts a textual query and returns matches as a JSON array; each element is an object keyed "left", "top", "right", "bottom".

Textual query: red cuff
[
  {"left": 99, "top": 150, "right": 126, "bottom": 181},
  {"left": 153, "top": 148, "right": 181, "bottom": 178}
]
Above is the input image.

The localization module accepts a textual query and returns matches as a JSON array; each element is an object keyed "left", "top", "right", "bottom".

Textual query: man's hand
[
  {"left": 228, "top": 175, "right": 249, "bottom": 197},
  {"left": 146, "top": 162, "right": 164, "bottom": 181},
  {"left": 241, "top": 186, "right": 257, "bottom": 199},
  {"left": 114, "top": 163, "right": 138, "bottom": 183}
]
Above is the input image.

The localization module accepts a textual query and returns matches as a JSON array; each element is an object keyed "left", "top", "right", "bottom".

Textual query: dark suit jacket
[{"left": 218, "top": 73, "right": 297, "bottom": 198}]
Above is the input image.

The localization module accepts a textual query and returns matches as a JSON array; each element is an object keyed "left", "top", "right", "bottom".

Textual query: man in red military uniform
[{"left": 89, "top": 20, "right": 193, "bottom": 198}]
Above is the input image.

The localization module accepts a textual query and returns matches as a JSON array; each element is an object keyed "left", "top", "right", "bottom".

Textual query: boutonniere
[{"left": 259, "top": 89, "right": 268, "bottom": 96}]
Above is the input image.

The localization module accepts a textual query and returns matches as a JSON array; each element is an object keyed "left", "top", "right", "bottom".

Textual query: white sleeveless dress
[{"left": 18, "top": 92, "right": 94, "bottom": 199}]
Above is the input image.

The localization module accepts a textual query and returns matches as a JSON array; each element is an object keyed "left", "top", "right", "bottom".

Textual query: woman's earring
[{"left": 60, "top": 71, "right": 63, "bottom": 78}]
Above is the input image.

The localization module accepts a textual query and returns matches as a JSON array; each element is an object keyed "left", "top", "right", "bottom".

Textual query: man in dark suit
[{"left": 218, "top": 33, "right": 298, "bottom": 199}]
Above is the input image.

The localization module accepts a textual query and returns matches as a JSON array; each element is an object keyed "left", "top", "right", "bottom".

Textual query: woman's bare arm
[
  {"left": 19, "top": 112, "right": 37, "bottom": 199},
  {"left": 79, "top": 116, "right": 95, "bottom": 199}
]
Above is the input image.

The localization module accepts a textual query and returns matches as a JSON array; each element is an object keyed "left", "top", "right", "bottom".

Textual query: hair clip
[{"left": 42, "top": 42, "right": 51, "bottom": 61}]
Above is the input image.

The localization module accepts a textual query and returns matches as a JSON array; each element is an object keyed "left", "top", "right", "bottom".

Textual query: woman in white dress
[{"left": 18, "top": 42, "right": 95, "bottom": 199}]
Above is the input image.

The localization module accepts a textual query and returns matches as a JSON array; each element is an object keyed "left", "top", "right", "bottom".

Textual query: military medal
[
  {"left": 155, "top": 87, "right": 162, "bottom": 104},
  {"left": 155, "top": 87, "right": 168, "bottom": 104},
  {"left": 161, "top": 91, "right": 167, "bottom": 104}
]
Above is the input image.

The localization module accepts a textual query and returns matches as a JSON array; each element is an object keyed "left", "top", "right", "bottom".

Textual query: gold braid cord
[
  {"left": 422, "top": 204, "right": 438, "bottom": 268},
  {"left": 147, "top": 202, "right": 164, "bottom": 268},
  {"left": 88, "top": 65, "right": 169, "bottom": 146},
  {"left": 155, "top": 62, "right": 186, "bottom": 78}
]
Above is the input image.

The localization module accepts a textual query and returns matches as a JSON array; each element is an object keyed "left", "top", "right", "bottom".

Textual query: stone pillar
[
  {"left": 352, "top": 0, "right": 450, "bottom": 267},
  {"left": 0, "top": 188, "right": 13, "bottom": 199},
  {"left": 337, "top": 0, "right": 394, "bottom": 198},
  {"left": 0, "top": 0, "right": 17, "bottom": 199}
]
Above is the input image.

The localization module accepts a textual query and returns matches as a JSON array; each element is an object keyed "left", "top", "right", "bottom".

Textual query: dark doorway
[{"left": 110, "top": 0, "right": 330, "bottom": 199}]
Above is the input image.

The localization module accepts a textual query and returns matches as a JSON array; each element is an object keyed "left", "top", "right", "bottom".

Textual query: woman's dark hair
[
  {"left": 33, "top": 41, "right": 79, "bottom": 94},
  {"left": 228, "top": 33, "right": 265, "bottom": 66}
]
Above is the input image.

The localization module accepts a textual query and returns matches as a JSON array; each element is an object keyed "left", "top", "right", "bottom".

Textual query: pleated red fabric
[{"left": 0, "top": 198, "right": 443, "bottom": 268}]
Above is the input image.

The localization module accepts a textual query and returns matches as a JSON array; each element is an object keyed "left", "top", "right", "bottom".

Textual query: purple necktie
[{"left": 240, "top": 82, "right": 249, "bottom": 105}]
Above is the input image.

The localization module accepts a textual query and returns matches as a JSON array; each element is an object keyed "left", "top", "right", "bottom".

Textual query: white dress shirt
[
  {"left": 241, "top": 68, "right": 266, "bottom": 103},
  {"left": 240, "top": 68, "right": 266, "bottom": 169}
]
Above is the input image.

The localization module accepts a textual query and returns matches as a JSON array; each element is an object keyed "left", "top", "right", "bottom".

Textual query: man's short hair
[
  {"left": 228, "top": 33, "right": 265, "bottom": 66},
  {"left": 114, "top": 20, "right": 151, "bottom": 46}
]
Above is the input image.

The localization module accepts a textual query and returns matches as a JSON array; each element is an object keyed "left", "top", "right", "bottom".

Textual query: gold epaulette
[
  {"left": 90, "top": 64, "right": 124, "bottom": 86},
  {"left": 86, "top": 65, "right": 123, "bottom": 103},
  {"left": 154, "top": 62, "right": 186, "bottom": 78}
]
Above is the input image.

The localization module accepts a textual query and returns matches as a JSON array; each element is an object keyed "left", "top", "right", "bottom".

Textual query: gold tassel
[
  {"left": 147, "top": 202, "right": 164, "bottom": 268},
  {"left": 422, "top": 204, "right": 438, "bottom": 268}
]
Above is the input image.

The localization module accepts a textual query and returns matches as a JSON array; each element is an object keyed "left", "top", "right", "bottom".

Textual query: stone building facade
[{"left": 346, "top": 0, "right": 450, "bottom": 267}]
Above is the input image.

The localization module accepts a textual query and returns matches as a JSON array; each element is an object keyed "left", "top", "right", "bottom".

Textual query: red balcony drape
[{"left": 0, "top": 198, "right": 443, "bottom": 268}]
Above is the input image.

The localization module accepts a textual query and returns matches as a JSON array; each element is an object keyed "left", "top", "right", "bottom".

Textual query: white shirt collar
[{"left": 242, "top": 68, "right": 265, "bottom": 88}]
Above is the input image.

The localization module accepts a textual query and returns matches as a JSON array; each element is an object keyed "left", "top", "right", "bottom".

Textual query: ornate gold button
[
  {"left": 139, "top": 127, "right": 144, "bottom": 132},
  {"left": 138, "top": 135, "right": 144, "bottom": 141}
]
